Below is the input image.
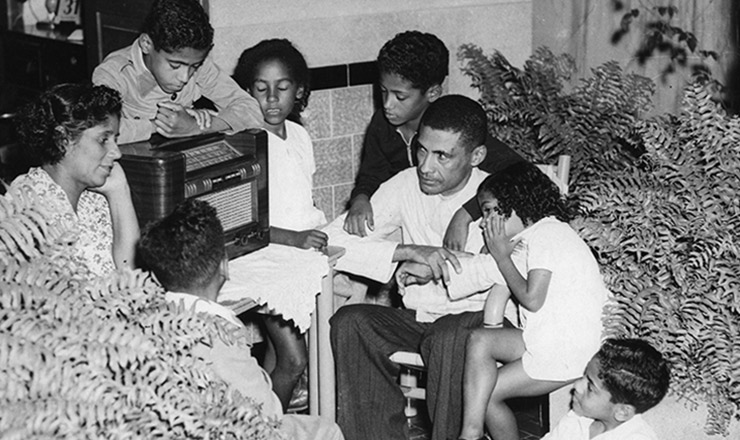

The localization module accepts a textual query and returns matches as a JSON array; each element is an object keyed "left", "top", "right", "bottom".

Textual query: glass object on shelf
[{"left": 37, "top": 0, "right": 60, "bottom": 29}]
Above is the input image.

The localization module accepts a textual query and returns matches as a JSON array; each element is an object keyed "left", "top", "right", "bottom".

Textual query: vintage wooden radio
[{"left": 119, "top": 129, "right": 269, "bottom": 259}]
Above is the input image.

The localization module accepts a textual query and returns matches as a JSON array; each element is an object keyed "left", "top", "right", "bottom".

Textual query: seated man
[
  {"left": 324, "top": 94, "right": 517, "bottom": 440},
  {"left": 93, "top": 0, "right": 262, "bottom": 144},
  {"left": 136, "top": 199, "right": 343, "bottom": 440}
]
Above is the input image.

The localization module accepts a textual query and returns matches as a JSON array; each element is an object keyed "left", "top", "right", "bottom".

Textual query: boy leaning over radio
[{"left": 92, "top": 0, "right": 263, "bottom": 144}]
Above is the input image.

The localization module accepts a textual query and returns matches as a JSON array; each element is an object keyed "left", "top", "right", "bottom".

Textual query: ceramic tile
[
  {"left": 331, "top": 86, "right": 373, "bottom": 137},
  {"left": 303, "top": 90, "right": 332, "bottom": 140},
  {"left": 332, "top": 183, "right": 354, "bottom": 220},
  {"left": 313, "top": 137, "right": 353, "bottom": 187},
  {"left": 312, "top": 186, "right": 334, "bottom": 222},
  {"left": 351, "top": 133, "right": 364, "bottom": 178}
]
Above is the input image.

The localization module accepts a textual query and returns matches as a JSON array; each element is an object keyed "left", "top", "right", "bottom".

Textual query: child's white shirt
[
  {"left": 266, "top": 120, "right": 327, "bottom": 231},
  {"left": 542, "top": 410, "right": 659, "bottom": 440}
]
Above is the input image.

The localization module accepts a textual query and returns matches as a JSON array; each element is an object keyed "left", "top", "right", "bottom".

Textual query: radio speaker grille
[{"left": 196, "top": 182, "right": 254, "bottom": 231}]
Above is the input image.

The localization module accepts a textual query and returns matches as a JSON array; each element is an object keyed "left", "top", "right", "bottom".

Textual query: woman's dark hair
[
  {"left": 233, "top": 39, "right": 311, "bottom": 123},
  {"left": 477, "top": 161, "right": 572, "bottom": 225},
  {"left": 14, "top": 83, "right": 122, "bottom": 165}
]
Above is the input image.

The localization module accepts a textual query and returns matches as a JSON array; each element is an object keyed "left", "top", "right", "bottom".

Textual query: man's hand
[
  {"left": 395, "top": 244, "right": 463, "bottom": 285},
  {"left": 481, "top": 213, "right": 520, "bottom": 262},
  {"left": 291, "top": 229, "right": 329, "bottom": 250},
  {"left": 396, "top": 261, "right": 434, "bottom": 291},
  {"left": 443, "top": 207, "right": 473, "bottom": 251},
  {"left": 343, "top": 194, "right": 374, "bottom": 237},
  {"left": 153, "top": 101, "right": 203, "bottom": 138}
]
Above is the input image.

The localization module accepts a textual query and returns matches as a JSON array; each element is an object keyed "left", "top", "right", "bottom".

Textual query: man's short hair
[
  {"left": 142, "top": 0, "right": 214, "bottom": 53},
  {"left": 596, "top": 338, "right": 671, "bottom": 414},
  {"left": 137, "top": 199, "right": 225, "bottom": 292},
  {"left": 419, "top": 95, "right": 487, "bottom": 151},
  {"left": 377, "top": 30, "right": 448, "bottom": 92}
]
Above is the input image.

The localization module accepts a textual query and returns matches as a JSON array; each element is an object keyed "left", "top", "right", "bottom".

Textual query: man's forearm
[{"left": 447, "top": 254, "right": 506, "bottom": 300}]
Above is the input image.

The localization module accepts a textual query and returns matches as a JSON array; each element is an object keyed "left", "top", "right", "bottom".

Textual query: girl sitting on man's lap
[{"left": 458, "top": 161, "right": 610, "bottom": 440}]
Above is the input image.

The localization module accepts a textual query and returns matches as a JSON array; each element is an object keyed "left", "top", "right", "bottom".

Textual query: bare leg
[
  {"left": 485, "top": 360, "right": 570, "bottom": 440},
  {"left": 459, "top": 327, "right": 525, "bottom": 439},
  {"left": 263, "top": 314, "right": 308, "bottom": 411}
]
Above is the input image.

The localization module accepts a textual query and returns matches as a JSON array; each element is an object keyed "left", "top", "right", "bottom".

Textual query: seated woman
[{"left": 11, "top": 83, "right": 139, "bottom": 274}]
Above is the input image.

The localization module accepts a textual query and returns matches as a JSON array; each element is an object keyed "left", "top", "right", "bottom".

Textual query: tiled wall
[{"left": 302, "top": 63, "right": 377, "bottom": 222}]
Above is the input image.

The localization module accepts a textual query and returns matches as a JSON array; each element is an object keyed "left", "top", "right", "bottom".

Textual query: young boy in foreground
[
  {"left": 543, "top": 338, "right": 670, "bottom": 440},
  {"left": 93, "top": 0, "right": 262, "bottom": 144},
  {"left": 136, "top": 199, "right": 343, "bottom": 440}
]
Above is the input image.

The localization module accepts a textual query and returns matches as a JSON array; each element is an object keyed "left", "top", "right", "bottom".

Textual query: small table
[{"left": 219, "top": 244, "right": 344, "bottom": 420}]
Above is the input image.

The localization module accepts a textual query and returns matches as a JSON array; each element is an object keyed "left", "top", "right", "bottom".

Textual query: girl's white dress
[{"left": 266, "top": 120, "right": 326, "bottom": 230}]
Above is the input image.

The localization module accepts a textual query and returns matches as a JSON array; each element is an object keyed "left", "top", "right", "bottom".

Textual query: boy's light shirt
[
  {"left": 164, "top": 292, "right": 242, "bottom": 327},
  {"left": 542, "top": 410, "right": 659, "bottom": 440},
  {"left": 93, "top": 35, "right": 262, "bottom": 144}
]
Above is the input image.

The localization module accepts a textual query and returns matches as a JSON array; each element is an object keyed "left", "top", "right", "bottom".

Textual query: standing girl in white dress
[
  {"left": 233, "top": 39, "right": 327, "bottom": 411},
  {"left": 458, "top": 161, "right": 609, "bottom": 440}
]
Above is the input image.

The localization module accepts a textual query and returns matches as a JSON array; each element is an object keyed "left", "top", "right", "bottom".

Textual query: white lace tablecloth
[{"left": 219, "top": 244, "right": 330, "bottom": 333}]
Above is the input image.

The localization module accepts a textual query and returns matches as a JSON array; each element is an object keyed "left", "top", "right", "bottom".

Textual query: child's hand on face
[
  {"left": 481, "top": 212, "right": 519, "bottom": 263},
  {"left": 154, "top": 101, "right": 205, "bottom": 137}
]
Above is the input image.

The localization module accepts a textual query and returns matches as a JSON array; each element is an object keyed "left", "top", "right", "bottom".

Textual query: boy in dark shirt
[{"left": 344, "top": 30, "right": 523, "bottom": 250}]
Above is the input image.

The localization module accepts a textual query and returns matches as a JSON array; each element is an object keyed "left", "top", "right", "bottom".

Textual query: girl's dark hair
[
  {"left": 233, "top": 39, "right": 310, "bottom": 123},
  {"left": 14, "top": 83, "right": 122, "bottom": 166},
  {"left": 477, "top": 161, "right": 572, "bottom": 225}
]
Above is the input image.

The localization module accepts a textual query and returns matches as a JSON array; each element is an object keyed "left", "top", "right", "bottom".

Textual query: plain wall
[{"left": 208, "top": 0, "right": 533, "bottom": 98}]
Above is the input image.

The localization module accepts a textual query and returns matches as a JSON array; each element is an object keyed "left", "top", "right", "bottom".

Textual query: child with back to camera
[
  {"left": 136, "top": 199, "right": 344, "bottom": 440},
  {"left": 543, "top": 338, "right": 670, "bottom": 440},
  {"left": 232, "top": 38, "right": 327, "bottom": 411},
  {"left": 447, "top": 161, "right": 609, "bottom": 440}
]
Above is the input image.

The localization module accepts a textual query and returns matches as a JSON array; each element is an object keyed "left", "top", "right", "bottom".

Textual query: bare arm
[
  {"left": 270, "top": 226, "right": 328, "bottom": 250},
  {"left": 443, "top": 207, "right": 473, "bottom": 251},
  {"left": 483, "top": 284, "right": 511, "bottom": 327},
  {"left": 482, "top": 213, "right": 550, "bottom": 312},
  {"left": 393, "top": 244, "right": 463, "bottom": 285},
  {"left": 92, "top": 163, "right": 140, "bottom": 269}
]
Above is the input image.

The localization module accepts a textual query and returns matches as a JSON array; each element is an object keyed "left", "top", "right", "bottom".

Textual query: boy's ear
[
  {"left": 296, "top": 85, "right": 305, "bottom": 100},
  {"left": 469, "top": 144, "right": 487, "bottom": 167},
  {"left": 139, "top": 33, "right": 154, "bottom": 55},
  {"left": 425, "top": 84, "right": 443, "bottom": 103},
  {"left": 614, "top": 403, "right": 636, "bottom": 423},
  {"left": 220, "top": 256, "right": 230, "bottom": 282}
]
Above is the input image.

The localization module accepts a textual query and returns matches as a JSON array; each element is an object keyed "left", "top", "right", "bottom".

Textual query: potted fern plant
[
  {"left": 0, "top": 185, "right": 284, "bottom": 439},
  {"left": 459, "top": 45, "right": 740, "bottom": 436}
]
